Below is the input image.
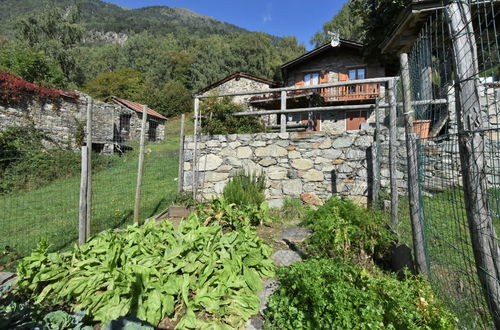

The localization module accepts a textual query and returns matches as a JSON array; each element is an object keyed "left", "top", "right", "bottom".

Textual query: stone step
[
  {"left": 271, "top": 250, "right": 302, "bottom": 267},
  {"left": 279, "top": 227, "right": 312, "bottom": 243}
]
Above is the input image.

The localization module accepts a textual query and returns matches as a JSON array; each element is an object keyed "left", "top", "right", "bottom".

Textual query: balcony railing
[{"left": 321, "top": 83, "right": 381, "bottom": 102}]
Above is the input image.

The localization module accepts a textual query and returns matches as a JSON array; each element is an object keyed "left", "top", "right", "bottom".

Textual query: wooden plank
[
  {"left": 133, "top": 105, "right": 148, "bottom": 225},
  {"left": 280, "top": 91, "right": 287, "bottom": 133},
  {"left": 445, "top": 3, "right": 500, "bottom": 326},
  {"left": 85, "top": 96, "right": 92, "bottom": 240},
  {"left": 178, "top": 114, "right": 186, "bottom": 194},
  {"left": 192, "top": 98, "right": 199, "bottom": 200},
  {"left": 78, "top": 146, "right": 88, "bottom": 246},
  {"left": 400, "top": 53, "right": 429, "bottom": 276},
  {"left": 388, "top": 79, "right": 399, "bottom": 230}
]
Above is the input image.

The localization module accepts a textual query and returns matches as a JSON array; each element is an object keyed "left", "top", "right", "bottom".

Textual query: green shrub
[
  {"left": 301, "top": 197, "right": 395, "bottom": 260},
  {"left": 198, "top": 196, "right": 272, "bottom": 229},
  {"left": 201, "top": 97, "right": 265, "bottom": 135},
  {"left": 223, "top": 170, "right": 266, "bottom": 207},
  {"left": 265, "top": 259, "right": 457, "bottom": 329},
  {"left": 270, "top": 198, "right": 308, "bottom": 223},
  {"left": 16, "top": 215, "right": 274, "bottom": 328}
]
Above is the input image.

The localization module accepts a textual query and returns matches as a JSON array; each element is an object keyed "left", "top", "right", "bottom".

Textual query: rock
[
  {"left": 267, "top": 166, "right": 288, "bottom": 180},
  {"left": 268, "top": 198, "right": 284, "bottom": 208},
  {"left": 228, "top": 141, "right": 241, "bottom": 149},
  {"left": 287, "top": 145, "right": 296, "bottom": 151},
  {"left": 288, "top": 150, "right": 301, "bottom": 159},
  {"left": 272, "top": 250, "right": 302, "bottom": 267},
  {"left": 314, "top": 157, "right": 331, "bottom": 164},
  {"left": 237, "top": 146, "right": 253, "bottom": 159},
  {"left": 282, "top": 179, "right": 302, "bottom": 196},
  {"left": 205, "top": 172, "right": 229, "bottom": 182},
  {"left": 0, "top": 272, "right": 16, "bottom": 286},
  {"left": 197, "top": 154, "right": 223, "bottom": 171},
  {"left": 255, "top": 145, "right": 287, "bottom": 157},
  {"left": 278, "top": 132, "right": 289, "bottom": 139},
  {"left": 183, "top": 162, "right": 191, "bottom": 171},
  {"left": 259, "top": 158, "right": 277, "bottom": 167},
  {"left": 250, "top": 141, "right": 266, "bottom": 147},
  {"left": 280, "top": 227, "right": 312, "bottom": 243},
  {"left": 301, "top": 192, "right": 324, "bottom": 205},
  {"left": 206, "top": 140, "right": 220, "bottom": 148},
  {"left": 319, "top": 137, "right": 333, "bottom": 149},
  {"left": 220, "top": 147, "right": 236, "bottom": 157},
  {"left": 246, "top": 316, "right": 264, "bottom": 330},
  {"left": 332, "top": 136, "right": 353, "bottom": 148},
  {"left": 322, "top": 149, "right": 343, "bottom": 159},
  {"left": 291, "top": 159, "right": 314, "bottom": 170},
  {"left": 300, "top": 169, "right": 324, "bottom": 182},
  {"left": 346, "top": 149, "right": 365, "bottom": 160},
  {"left": 258, "top": 278, "right": 279, "bottom": 316}
]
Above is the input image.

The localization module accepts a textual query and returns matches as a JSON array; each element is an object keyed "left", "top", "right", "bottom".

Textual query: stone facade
[
  {"left": 183, "top": 130, "right": 377, "bottom": 207},
  {"left": 200, "top": 75, "right": 274, "bottom": 106},
  {"left": 0, "top": 92, "right": 165, "bottom": 152}
]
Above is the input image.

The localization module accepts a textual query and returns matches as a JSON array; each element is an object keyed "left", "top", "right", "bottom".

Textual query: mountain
[{"left": 0, "top": 0, "right": 248, "bottom": 38}]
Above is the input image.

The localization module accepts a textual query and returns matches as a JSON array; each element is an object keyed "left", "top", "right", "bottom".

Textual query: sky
[{"left": 103, "top": 0, "right": 348, "bottom": 49}]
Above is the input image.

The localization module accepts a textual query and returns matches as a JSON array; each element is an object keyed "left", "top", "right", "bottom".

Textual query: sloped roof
[
  {"left": 113, "top": 97, "right": 167, "bottom": 120},
  {"left": 196, "top": 72, "right": 278, "bottom": 95},
  {"left": 281, "top": 39, "right": 364, "bottom": 70}
]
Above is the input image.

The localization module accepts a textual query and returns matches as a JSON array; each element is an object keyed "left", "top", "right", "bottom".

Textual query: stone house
[
  {"left": 0, "top": 74, "right": 167, "bottom": 153},
  {"left": 113, "top": 97, "right": 167, "bottom": 144},
  {"left": 242, "top": 39, "right": 388, "bottom": 133}
]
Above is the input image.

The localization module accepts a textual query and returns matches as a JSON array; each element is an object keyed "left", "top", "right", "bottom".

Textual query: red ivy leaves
[{"left": 0, "top": 72, "right": 78, "bottom": 104}]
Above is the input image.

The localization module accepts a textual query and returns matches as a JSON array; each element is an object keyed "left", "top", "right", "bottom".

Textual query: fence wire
[
  {"left": 398, "top": 1, "right": 500, "bottom": 327},
  {"left": 0, "top": 143, "right": 178, "bottom": 271}
]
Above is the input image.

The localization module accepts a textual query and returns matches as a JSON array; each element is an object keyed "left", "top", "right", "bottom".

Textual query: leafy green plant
[
  {"left": 265, "top": 259, "right": 457, "bottom": 329},
  {"left": 270, "top": 198, "right": 308, "bottom": 223},
  {"left": 201, "top": 97, "right": 265, "bottom": 135},
  {"left": 198, "top": 196, "right": 272, "bottom": 229},
  {"left": 301, "top": 197, "right": 395, "bottom": 260},
  {"left": 223, "top": 170, "right": 266, "bottom": 207},
  {"left": 16, "top": 214, "right": 274, "bottom": 328}
]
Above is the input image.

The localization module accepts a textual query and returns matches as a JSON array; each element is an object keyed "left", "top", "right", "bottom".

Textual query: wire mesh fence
[
  {"left": 0, "top": 144, "right": 179, "bottom": 271},
  {"left": 395, "top": 1, "right": 500, "bottom": 327}
]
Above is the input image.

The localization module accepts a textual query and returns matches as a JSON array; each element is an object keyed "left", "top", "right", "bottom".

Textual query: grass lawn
[{"left": 0, "top": 114, "right": 192, "bottom": 269}]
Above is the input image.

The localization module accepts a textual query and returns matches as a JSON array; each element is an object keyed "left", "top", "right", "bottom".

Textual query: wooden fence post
[
  {"left": 192, "top": 98, "right": 199, "bottom": 200},
  {"left": 400, "top": 53, "right": 429, "bottom": 276},
  {"left": 78, "top": 146, "right": 88, "bottom": 246},
  {"left": 445, "top": 2, "right": 500, "bottom": 326},
  {"left": 388, "top": 79, "right": 399, "bottom": 230},
  {"left": 280, "top": 91, "right": 287, "bottom": 133},
  {"left": 85, "top": 96, "right": 92, "bottom": 240},
  {"left": 371, "top": 98, "right": 382, "bottom": 207},
  {"left": 134, "top": 104, "right": 148, "bottom": 225},
  {"left": 178, "top": 113, "right": 186, "bottom": 194}
]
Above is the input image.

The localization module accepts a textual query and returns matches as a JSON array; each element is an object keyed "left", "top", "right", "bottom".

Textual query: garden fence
[
  {"left": 0, "top": 141, "right": 178, "bottom": 271},
  {"left": 392, "top": 1, "right": 500, "bottom": 327}
]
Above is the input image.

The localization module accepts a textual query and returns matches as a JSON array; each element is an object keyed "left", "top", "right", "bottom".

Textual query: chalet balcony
[{"left": 320, "top": 83, "right": 381, "bottom": 102}]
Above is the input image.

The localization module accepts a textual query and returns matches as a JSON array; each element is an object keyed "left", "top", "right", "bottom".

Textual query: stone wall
[
  {"left": 183, "top": 130, "right": 375, "bottom": 206},
  {"left": 201, "top": 77, "right": 273, "bottom": 106},
  {"left": 0, "top": 91, "right": 166, "bottom": 152}
]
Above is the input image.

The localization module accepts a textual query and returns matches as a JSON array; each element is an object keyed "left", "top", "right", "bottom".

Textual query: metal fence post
[
  {"left": 134, "top": 104, "right": 148, "bottom": 225},
  {"left": 388, "top": 79, "right": 399, "bottom": 230},
  {"left": 445, "top": 2, "right": 500, "bottom": 326},
  {"left": 85, "top": 96, "right": 92, "bottom": 240},
  {"left": 400, "top": 53, "right": 429, "bottom": 276},
  {"left": 78, "top": 146, "right": 88, "bottom": 246},
  {"left": 280, "top": 91, "right": 287, "bottom": 133},
  {"left": 178, "top": 113, "right": 186, "bottom": 194}
]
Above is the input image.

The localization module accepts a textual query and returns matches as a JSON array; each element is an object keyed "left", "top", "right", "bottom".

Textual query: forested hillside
[{"left": 0, "top": 0, "right": 306, "bottom": 117}]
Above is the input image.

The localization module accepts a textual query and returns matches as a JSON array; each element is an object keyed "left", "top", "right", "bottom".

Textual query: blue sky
[{"left": 103, "top": 0, "right": 348, "bottom": 49}]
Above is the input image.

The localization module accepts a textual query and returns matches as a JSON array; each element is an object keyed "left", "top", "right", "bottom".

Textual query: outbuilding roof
[
  {"left": 196, "top": 72, "right": 278, "bottom": 95},
  {"left": 113, "top": 97, "right": 167, "bottom": 120}
]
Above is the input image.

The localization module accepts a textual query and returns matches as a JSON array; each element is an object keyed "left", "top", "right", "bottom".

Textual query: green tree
[
  {"left": 310, "top": 2, "right": 364, "bottom": 47},
  {"left": 0, "top": 39, "right": 64, "bottom": 87},
  {"left": 17, "top": 1, "right": 85, "bottom": 86},
  {"left": 84, "top": 68, "right": 148, "bottom": 102},
  {"left": 155, "top": 80, "right": 193, "bottom": 117}
]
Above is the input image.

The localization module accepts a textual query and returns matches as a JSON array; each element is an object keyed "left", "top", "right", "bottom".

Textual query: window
[
  {"left": 304, "top": 72, "right": 320, "bottom": 86},
  {"left": 348, "top": 68, "right": 366, "bottom": 80},
  {"left": 148, "top": 120, "right": 158, "bottom": 141},
  {"left": 119, "top": 114, "right": 131, "bottom": 133}
]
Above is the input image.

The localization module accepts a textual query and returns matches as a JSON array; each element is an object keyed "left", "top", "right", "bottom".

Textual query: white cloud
[{"left": 261, "top": 2, "right": 273, "bottom": 23}]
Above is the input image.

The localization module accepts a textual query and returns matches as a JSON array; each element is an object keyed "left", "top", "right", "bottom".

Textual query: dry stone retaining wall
[{"left": 183, "top": 130, "right": 376, "bottom": 207}]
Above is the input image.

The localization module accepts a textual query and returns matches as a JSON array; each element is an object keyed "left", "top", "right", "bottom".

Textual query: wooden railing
[{"left": 321, "top": 83, "right": 381, "bottom": 102}]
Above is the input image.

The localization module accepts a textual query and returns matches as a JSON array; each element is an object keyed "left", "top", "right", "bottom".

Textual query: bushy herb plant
[
  {"left": 16, "top": 214, "right": 274, "bottom": 328},
  {"left": 265, "top": 259, "right": 457, "bottom": 329},
  {"left": 301, "top": 197, "right": 395, "bottom": 260},
  {"left": 222, "top": 170, "right": 266, "bottom": 208}
]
